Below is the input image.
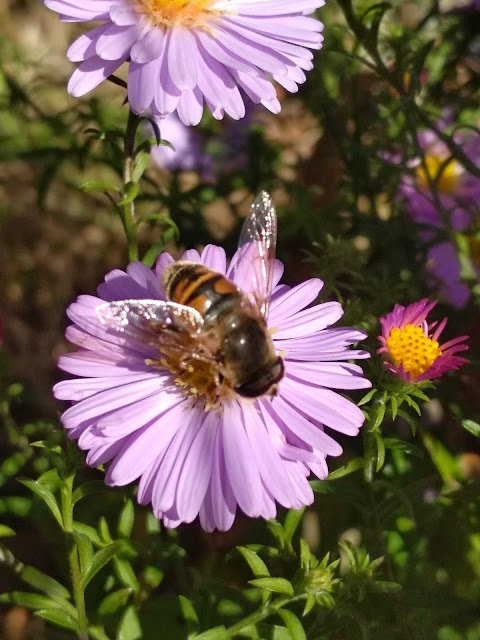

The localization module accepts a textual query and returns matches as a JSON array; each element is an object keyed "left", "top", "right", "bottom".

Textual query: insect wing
[
  {"left": 230, "top": 191, "right": 277, "bottom": 318},
  {"left": 96, "top": 299, "right": 203, "bottom": 348}
]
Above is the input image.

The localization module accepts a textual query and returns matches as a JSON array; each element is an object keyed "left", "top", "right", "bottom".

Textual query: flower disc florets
[
  {"left": 55, "top": 245, "right": 371, "bottom": 531},
  {"left": 134, "top": 0, "right": 217, "bottom": 29},
  {"left": 378, "top": 299, "right": 468, "bottom": 383}
]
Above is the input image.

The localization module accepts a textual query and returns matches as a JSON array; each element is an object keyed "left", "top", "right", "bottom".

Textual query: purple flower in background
[
  {"left": 55, "top": 246, "right": 370, "bottom": 531},
  {"left": 150, "top": 114, "right": 214, "bottom": 176},
  {"left": 398, "top": 129, "right": 480, "bottom": 230},
  {"left": 396, "top": 126, "right": 480, "bottom": 307},
  {"left": 44, "top": 0, "right": 325, "bottom": 125}
]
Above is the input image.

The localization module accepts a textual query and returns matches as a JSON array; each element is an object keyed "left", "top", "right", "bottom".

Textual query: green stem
[
  {"left": 121, "top": 109, "right": 140, "bottom": 262},
  {"left": 226, "top": 596, "right": 305, "bottom": 637},
  {"left": 61, "top": 473, "right": 89, "bottom": 640},
  {"left": 335, "top": 0, "right": 480, "bottom": 180}
]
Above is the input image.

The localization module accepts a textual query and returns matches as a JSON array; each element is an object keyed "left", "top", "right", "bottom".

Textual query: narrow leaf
[
  {"left": 237, "top": 546, "right": 270, "bottom": 578},
  {"left": 119, "top": 181, "right": 139, "bottom": 206},
  {"left": 0, "top": 592, "right": 65, "bottom": 611},
  {"left": 178, "top": 595, "right": 200, "bottom": 640},
  {"left": 98, "top": 588, "right": 132, "bottom": 616},
  {"left": 195, "top": 626, "right": 229, "bottom": 640},
  {"left": 73, "top": 532, "right": 94, "bottom": 576},
  {"left": 462, "top": 419, "right": 480, "bottom": 438},
  {"left": 283, "top": 509, "right": 305, "bottom": 545},
  {"left": 82, "top": 541, "right": 123, "bottom": 589},
  {"left": 277, "top": 610, "right": 306, "bottom": 640},
  {"left": 17, "top": 478, "right": 63, "bottom": 528},
  {"left": 35, "top": 608, "right": 78, "bottom": 631},
  {"left": 117, "top": 500, "right": 135, "bottom": 539},
  {"left": 19, "top": 565, "right": 71, "bottom": 600},
  {"left": 249, "top": 578, "right": 294, "bottom": 596},
  {"left": 327, "top": 458, "right": 363, "bottom": 480},
  {"left": 72, "top": 481, "right": 106, "bottom": 505},
  {"left": 0, "top": 525, "right": 15, "bottom": 537},
  {"left": 113, "top": 557, "right": 139, "bottom": 592},
  {"left": 118, "top": 605, "right": 142, "bottom": 640}
]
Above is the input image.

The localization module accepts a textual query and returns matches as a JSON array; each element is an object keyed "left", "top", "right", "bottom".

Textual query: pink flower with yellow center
[
  {"left": 43, "top": 0, "right": 325, "bottom": 125},
  {"left": 378, "top": 299, "right": 468, "bottom": 383}
]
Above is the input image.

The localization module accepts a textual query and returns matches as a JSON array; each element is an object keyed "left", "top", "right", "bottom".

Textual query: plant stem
[
  {"left": 335, "top": 0, "right": 480, "bottom": 179},
  {"left": 226, "top": 596, "right": 304, "bottom": 637},
  {"left": 61, "top": 472, "right": 89, "bottom": 640},
  {"left": 121, "top": 109, "right": 140, "bottom": 262}
]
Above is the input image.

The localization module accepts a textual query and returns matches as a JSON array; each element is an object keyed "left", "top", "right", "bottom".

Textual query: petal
[
  {"left": 105, "top": 402, "right": 187, "bottom": 485},
  {"left": 222, "top": 400, "right": 264, "bottom": 516},
  {"left": 200, "top": 245, "right": 227, "bottom": 274}
]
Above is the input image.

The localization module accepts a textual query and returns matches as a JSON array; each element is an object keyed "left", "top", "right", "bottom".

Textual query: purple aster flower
[
  {"left": 398, "top": 128, "right": 480, "bottom": 231},
  {"left": 394, "top": 125, "right": 480, "bottom": 307},
  {"left": 44, "top": 0, "right": 325, "bottom": 125},
  {"left": 378, "top": 298, "right": 468, "bottom": 383},
  {"left": 54, "top": 243, "right": 370, "bottom": 531}
]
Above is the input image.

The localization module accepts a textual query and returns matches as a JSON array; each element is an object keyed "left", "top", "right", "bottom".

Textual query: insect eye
[{"left": 234, "top": 357, "right": 284, "bottom": 398}]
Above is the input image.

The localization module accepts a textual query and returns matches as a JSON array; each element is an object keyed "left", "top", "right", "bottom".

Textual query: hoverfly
[{"left": 97, "top": 191, "right": 284, "bottom": 405}]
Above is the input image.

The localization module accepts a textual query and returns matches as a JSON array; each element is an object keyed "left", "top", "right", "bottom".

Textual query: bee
[{"left": 97, "top": 191, "right": 284, "bottom": 404}]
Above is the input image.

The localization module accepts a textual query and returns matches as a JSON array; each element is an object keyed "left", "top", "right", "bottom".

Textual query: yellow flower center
[
  {"left": 415, "top": 154, "right": 462, "bottom": 193},
  {"left": 134, "top": 0, "right": 218, "bottom": 29},
  {"left": 386, "top": 324, "right": 442, "bottom": 380}
]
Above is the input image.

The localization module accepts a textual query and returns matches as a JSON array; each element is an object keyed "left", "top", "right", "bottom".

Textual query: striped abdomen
[{"left": 162, "top": 261, "right": 241, "bottom": 322}]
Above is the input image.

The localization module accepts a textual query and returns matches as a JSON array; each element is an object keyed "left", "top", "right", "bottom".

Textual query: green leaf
[
  {"left": 283, "top": 509, "right": 305, "bottom": 545},
  {"left": 113, "top": 556, "right": 140, "bottom": 592},
  {"left": 142, "top": 565, "right": 163, "bottom": 589},
  {"left": 358, "top": 389, "right": 376, "bottom": 407},
  {"left": 82, "top": 541, "right": 123, "bottom": 589},
  {"left": 35, "top": 608, "right": 78, "bottom": 631},
  {"left": 237, "top": 546, "right": 270, "bottom": 578},
  {"left": 98, "top": 516, "right": 113, "bottom": 543},
  {"left": 249, "top": 578, "right": 294, "bottom": 596},
  {"left": 277, "top": 610, "right": 306, "bottom": 640},
  {"left": 72, "top": 531, "right": 94, "bottom": 576},
  {"left": 18, "top": 565, "right": 71, "bottom": 601},
  {"left": 72, "top": 480, "right": 106, "bottom": 505},
  {"left": 0, "top": 496, "right": 32, "bottom": 517},
  {"left": 98, "top": 588, "right": 132, "bottom": 616},
  {"left": 0, "top": 525, "right": 15, "bottom": 537},
  {"left": 375, "top": 431, "right": 385, "bottom": 472},
  {"left": 18, "top": 478, "right": 63, "bottom": 528},
  {"left": 195, "top": 626, "right": 229, "bottom": 640},
  {"left": 390, "top": 396, "right": 398, "bottom": 420},
  {"left": 132, "top": 149, "right": 150, "bottom": 182},
  {"left": 303, "top": 593, "right": 316, "bottom": 617},
  {"left": 383, "top": 438, "right": 423, "bottom": 458},
  {"left": 117, "top": 500, "right": 135, "bottom": 539},
  {"left": 369, "top": 580, "right": 403, "bottom": 594},
  {"left": 119, "top": 181, "right": 139, "bottom": 206},
  {"left": 326, "top": 457, "right": 363, "bottom": 481},
  {"left": 118, "top": 605, "right": 142, "bottom": 640},
  {"left": 462, "top": 419, "right": 480, "bottom": 438},
  {"left": 178, "top": 595, "right": 200, "bottom": 640},
  {"left": 73, "top": 521, "right": 102, "bottom": 546},
  {"left": 81, "top": 180, "right": 119, "bottom": 194},
  {"left": 37, "top": 469, "right": 62, "bottom": 487},
  {"left": 89, "top": 625, "right": 112, "bottom": 640},
  {"left": 0, "top": 592, "right": 67, "bottom": 612},
  {"left": 141, "top": 225, "right": 179, "bottom": 268}
]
